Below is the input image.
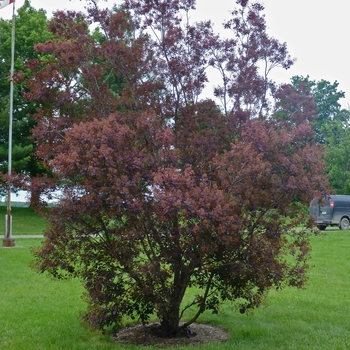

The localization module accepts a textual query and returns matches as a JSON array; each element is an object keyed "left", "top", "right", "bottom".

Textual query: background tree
[
  {"left": 291, "top": 75, "right": 350, "bottom": 194},
  {"left": 325, "top": 128, "right": 350, "bottom": 193},
  {"left": 324, "top": 123, "right": 350, "bottom": 194},
  {"left": 31, "top": 0, "right": 328, "bottom": 337},
  {"left": 290, "top": 75, "right": 349, "bottom": 144},
  {"left": 0, "top": 0, "right": 53, "bottom": 204}
]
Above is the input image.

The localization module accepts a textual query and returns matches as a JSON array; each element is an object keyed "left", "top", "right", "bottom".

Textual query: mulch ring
[{"left": 113, "top": 322, "right": 229, "bottom": 348}]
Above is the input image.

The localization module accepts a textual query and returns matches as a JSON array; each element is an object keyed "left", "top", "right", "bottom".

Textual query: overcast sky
[{"left": 1, "top": 0, "right": 350, "bottom": 107}]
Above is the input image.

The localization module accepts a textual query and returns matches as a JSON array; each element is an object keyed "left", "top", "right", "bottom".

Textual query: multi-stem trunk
[
  {"left": 157, "top": 265, "right": 191, "bottom": 337},
  {"left": 159, "top": 303, "right": 182, "bottom": 338}
]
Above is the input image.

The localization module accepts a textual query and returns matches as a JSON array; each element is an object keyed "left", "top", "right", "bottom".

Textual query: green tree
[
  {"left": 291, "top": 75, "right": 349, "bottom": 144},
  {"left": 325, "top": 127, "right": 350, "bottom": 194},
  {"left": 323, "top": 119, "right": 350, "bottom": 194},
  {"left": 0, "top": 0, "right": 53, "bottom": 203},
  {"left": 290, "top": 76, "right": 350, "bottom": 193}
]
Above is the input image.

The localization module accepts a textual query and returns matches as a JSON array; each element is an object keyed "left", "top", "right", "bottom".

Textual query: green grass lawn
[
  {"left": 1, "top": 230, "right": 350, "bottom": 349},
  {"left": 0, "top": 206, "right": 47, "bottom": 235}
]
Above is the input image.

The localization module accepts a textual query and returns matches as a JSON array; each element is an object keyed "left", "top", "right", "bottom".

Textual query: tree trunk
[
  {"left": 29, "top": 189, "right": 41, "bottom": 208},
  {"left": 159, "top": 304, "right": 182, "bottom": 338},
  {"left": 157, "top": 267, "right": 192, "bottom": 337}
]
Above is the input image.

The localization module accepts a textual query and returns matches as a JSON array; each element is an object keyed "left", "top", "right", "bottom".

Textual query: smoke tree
[{"left": 29, "top": 0, "right": 328, "bottom": 337}]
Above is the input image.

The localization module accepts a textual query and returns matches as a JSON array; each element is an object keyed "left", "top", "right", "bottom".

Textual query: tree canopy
[
  {"left": 0, "top": 0, "right": 53, "bottom": 202},
  {"left": 291, "top": 75, "right": 349, "bottom": 144},
  {"left": 290, "top": 75, "right": 350, "bottom": 194},
  {"left": 30, "top": 0, "right": 328, "bottom": 337}
]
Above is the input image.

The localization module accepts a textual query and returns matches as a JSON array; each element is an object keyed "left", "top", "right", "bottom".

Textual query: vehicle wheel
[
  {"left": 318, "top": 225, "right": 327, "bottom": 231},
  {"left": 339, "top": 217, "right": 350, "bottom": 230}
]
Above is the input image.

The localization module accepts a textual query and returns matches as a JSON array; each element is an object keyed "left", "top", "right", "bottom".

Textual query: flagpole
[{"left": 3, "top": 0, "right": 15, "bottom": 247}]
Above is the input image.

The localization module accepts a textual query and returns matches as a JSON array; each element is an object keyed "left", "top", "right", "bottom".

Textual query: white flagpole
[{"left": 3, "top": 0, "right": 16, "bottom": 247}]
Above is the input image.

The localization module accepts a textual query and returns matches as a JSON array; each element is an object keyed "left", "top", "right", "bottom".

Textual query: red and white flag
[{"left": 0, "top": 0, "right": 14, "bottom": 10}]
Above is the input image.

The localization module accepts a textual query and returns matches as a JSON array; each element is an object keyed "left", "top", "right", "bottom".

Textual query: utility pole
[{"left": 2, "top": 0, "right": 15, "bottom": 247}]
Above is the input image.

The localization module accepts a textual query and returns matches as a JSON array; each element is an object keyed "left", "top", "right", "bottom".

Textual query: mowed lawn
[
  {"left": 0, "top": 206, "right": 47, "bottom": 235},
  {"left": 1, "top": 228, "right": 350, "bottom": 349}
]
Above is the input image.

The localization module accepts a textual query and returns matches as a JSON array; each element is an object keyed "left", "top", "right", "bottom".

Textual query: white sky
[{"left": 1, "top": 0, "right": 350, "bottom": 108}]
